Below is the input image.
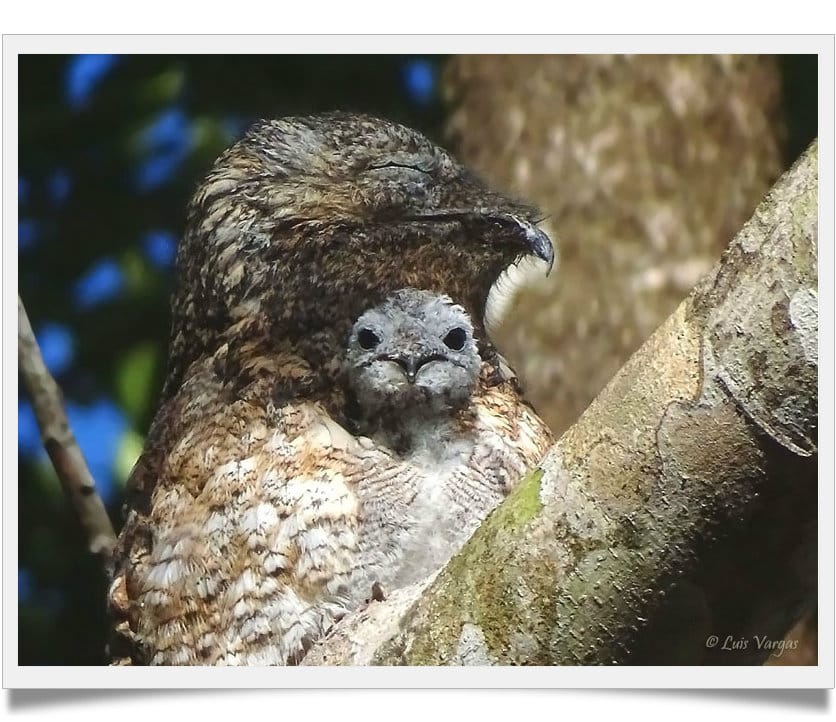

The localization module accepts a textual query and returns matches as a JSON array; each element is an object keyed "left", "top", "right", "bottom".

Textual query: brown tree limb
[
  {"left": 304, "top": 140, "right": 817, "bottom": 666},
  {"left": 18, "top": 295, "right": 117, "bottom": 559}
]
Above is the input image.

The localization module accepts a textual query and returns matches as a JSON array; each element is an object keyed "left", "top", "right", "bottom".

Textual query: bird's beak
[
  {"left": 387, "top": 354, "right": 449, "bottom": 384},
  {"left": 405, "top": 359, "right": 417, "bottom": 384},
  {"left": 503, "top": 214, "right": 555, "bottom": 274},
  {"left": 384, "top": 354, "right": 418, "bottom": 383},
  {"left": 405, "top": 207, "right": 556, "bottom": 274}
]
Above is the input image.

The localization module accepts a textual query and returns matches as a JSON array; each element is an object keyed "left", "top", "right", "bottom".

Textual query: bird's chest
[{"left": 352, "top": 422, "right": 507, "bottom": 594}]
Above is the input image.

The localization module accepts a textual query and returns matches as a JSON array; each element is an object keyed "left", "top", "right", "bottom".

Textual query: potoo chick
[
  {"left": 343, "top": 288, "right": 550, "bottom": 595},
  {"left": 107, "top": 113, "right": 555, "bottom": 666}
]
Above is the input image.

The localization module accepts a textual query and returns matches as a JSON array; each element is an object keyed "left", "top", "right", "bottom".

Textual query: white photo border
[{"left": 4, "top": 34, "right": 833, "bottom": 690}]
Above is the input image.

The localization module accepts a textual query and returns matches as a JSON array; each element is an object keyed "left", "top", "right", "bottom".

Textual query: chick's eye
[
  {"left": 443, "top": 327, "right": 467, "bottom": 351},
  {"left": 358, "top": 328, "right": 381, "bottom": 350}
]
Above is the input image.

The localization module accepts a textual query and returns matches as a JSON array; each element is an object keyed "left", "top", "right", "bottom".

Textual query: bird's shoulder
[
  {"left": 468, "top": 359, "right": 555, "bottom": 452},
  {"left": 109, "top": 341, "right": 410, "bottom": 665}
]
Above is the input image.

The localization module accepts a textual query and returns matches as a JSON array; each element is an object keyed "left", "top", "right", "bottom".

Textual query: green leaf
[
  {"left": 140, "top": 68, "right": 186, "bottom": 105},
  {"left": 115, "top": 343, "right": 158, "bottom": 422},
  {"left": 191, "top": 115, "right": 234, "bottom": 153},
  {"left": 114, "top": 429, "right": 145, "bottom": 486},
  {"left": 121, "top": 250, "right": 152, "bottom": 293}
]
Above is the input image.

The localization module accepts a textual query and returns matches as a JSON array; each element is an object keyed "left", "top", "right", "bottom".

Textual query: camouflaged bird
[{"left": 106, "top": 113, "right": 555, "bottom": 666}]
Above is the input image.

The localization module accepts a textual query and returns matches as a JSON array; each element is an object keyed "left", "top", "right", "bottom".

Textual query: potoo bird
[
  {"left": 343, "top": 288, "right": 551, "bottom": 595},
  {"left": 107, "top": 113, "right": 555, "bottom": 666}
]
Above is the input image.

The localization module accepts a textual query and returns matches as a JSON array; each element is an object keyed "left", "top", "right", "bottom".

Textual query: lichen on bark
[{"left": 305, "top": 140, "right": 818, "bottom": 667}]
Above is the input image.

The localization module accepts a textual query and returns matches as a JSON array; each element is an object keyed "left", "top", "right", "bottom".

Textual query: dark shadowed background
[
  {"left": 17, "top": 54, "right": 816, "bottom": 665},
  {"left": 17, "top": 54, "right": 446, "bottom": 665}
]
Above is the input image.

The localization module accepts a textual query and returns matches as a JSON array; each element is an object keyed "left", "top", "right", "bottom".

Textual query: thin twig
[{"left": 18, "top": 295, "right": 117, "bottom": 559}]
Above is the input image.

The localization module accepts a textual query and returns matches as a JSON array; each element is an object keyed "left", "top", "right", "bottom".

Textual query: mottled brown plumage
[{"left": 107, "top": 113, "right": 554, "bottom": 665}]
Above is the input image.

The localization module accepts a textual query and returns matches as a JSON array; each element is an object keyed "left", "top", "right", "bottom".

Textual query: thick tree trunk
[
  {"left": 444, "top": 54, "right": 784, "bottom": 436},
  {"left": 304, "top": 141, "right": 817, "bottom": 666}
]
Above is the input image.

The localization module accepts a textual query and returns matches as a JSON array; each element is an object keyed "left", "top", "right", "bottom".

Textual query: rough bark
[
  {"left": 444, "top": 54, "right": 784, "bottom": 436},
  {"left": 304, "top": 141, "right": 817, "bottom": 666},
  {"left": 18, "top": 296, "right": 117, "bottom": 559}
]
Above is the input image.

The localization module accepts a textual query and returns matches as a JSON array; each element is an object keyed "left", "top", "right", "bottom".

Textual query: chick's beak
[
  {"left": 388, "top": 354, "right": 447, "bottom": 384},
  {"left": 404, "top": 359, "right": 417, "bottom": 384},
  {"left": 385, "top": 355, "right": 418, "bottom": 383}
]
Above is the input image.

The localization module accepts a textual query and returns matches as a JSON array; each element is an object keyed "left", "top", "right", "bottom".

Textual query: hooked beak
[
  {"left": 405, "top": 209, "right": 556, "bottom": 275},
  {"left": 496, "top": 213, "right": 554, "bottom": 274}
]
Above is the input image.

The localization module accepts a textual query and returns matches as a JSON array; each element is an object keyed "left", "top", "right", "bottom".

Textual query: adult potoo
[
  {"left": 343, "top": 289, "right": 550, "bottom": 595},
  {"left": 107, "top": 113, "right": 555, "bottom": 666}
]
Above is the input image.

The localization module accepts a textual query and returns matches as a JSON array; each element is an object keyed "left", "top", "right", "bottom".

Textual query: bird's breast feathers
[{"left": 112, "top": 352, "right": 551, "bottom": 665}]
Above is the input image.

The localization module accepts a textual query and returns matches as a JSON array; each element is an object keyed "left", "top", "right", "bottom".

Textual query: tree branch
[
  {"left": 18, "top": 295, "right": 117, "bottom": 559},
  {"left": 304, "top": 140, "right": 818, "bottom": 666}
]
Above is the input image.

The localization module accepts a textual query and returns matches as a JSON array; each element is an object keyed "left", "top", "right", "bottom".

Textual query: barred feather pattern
[
  {"left": 106, "top": 113, "right": 557, "bottom": 666},
  {"left": 109, "top": 351, "right": 551, "bottom": 665}
]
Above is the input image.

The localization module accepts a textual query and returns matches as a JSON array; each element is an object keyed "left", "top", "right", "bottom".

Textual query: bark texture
[
  {"left": 18, "top": 296, "right": 117, "bottom": 558},
  {"left": 444, "top": 54, "right": 784, "bottom": 436},
  {"left": 304, "top": 141, "right": 817, "bottom": 666}
]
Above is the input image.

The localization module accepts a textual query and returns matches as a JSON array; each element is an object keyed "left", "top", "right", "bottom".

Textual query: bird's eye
[
  {"left": 366, "top": 161, "right": 431, "bottom": 176},
  {"left": 358, "top": 328, "right": 381, "bottom": 350},
  {"left": 442, "top": 327, "right": 467, "bottom": 351}
]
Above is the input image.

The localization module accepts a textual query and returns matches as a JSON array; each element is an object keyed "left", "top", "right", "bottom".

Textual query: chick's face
[{"left": 345, "top": 289, "right": 481, "bottom": 417}]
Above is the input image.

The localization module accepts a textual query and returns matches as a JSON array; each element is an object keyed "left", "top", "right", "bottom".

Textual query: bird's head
[
  {"left": 168, "top": 113, "right": 554, "bottom": 396},
  {"left": 345, "top": 288, "right": 481, "bottom": 418}
]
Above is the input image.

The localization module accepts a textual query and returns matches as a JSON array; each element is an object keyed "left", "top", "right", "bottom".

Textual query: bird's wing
[{"left": 108, "top": 352, "right": 413, "bottom": 666}]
